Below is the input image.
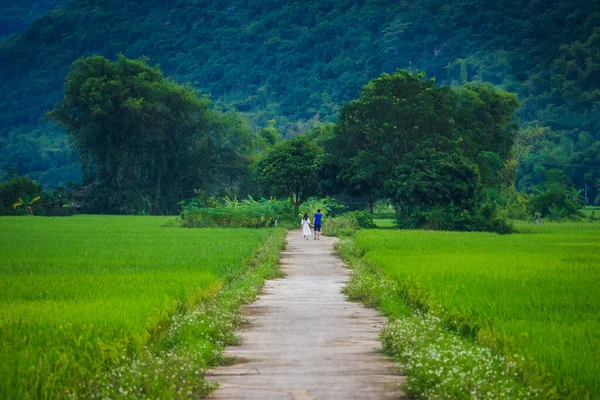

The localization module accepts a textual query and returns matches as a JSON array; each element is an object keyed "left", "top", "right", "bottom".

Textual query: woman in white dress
[{"left": 301, "top": 213, "right": 312, "bottom": 240}]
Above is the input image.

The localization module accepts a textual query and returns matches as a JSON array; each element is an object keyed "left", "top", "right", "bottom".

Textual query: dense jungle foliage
[
  {"left": 0, "top": 0, "right": 65, "bottom": 38},
  {"left": 0, "top": 0, "right": 598, "bottom": 198}
]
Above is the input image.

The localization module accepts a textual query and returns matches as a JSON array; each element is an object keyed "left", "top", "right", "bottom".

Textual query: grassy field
[
  {"left": 0, "top": 215, "right": 271, "bottom": 399},
  {"left": 373, "top": 218, "right": 396, "bottom": 228},
  {"left": 580, "top": 205, "right": 600, "bottom": 219},
  {"left": 355, "top": 222, "right": 600, "bottom": 397}
]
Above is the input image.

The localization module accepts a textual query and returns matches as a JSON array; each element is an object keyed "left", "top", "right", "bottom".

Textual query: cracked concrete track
[{"left": 205, "top": 231, "right": 405, "bottom": 399}]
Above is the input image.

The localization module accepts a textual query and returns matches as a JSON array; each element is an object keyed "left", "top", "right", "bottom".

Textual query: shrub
[
  {"left": 398, "top": 202, "right": 514, "bottom": 234},
  {"left": 180, "top": 196, "right": 293, "bottom": 228},
  {"left": 504, "top": 193, "right": 529, "bottom": 220},
  {"left": 546, "top": 205, "right": 574, "bottom": 222},
  {"left": 322, "top": 211, "right": 375, "bottom": 237},
  {"left": 528, "top": 184, "right": 578, "bottom": 217},
  {"left": 0, "top": 174, "right": 42, "bottom": 216},
  {"left": 372, "top": 199, "right": 395, "bottom": 219},
  {"left": 298, "top": 196, "right": 347, "bottom": 218},
  {"left": 322, "top": 215, "right": 360, "bottom": 237},
  {"left": 474, "top": 201, "right": 514, "bottom": 234},
  {"left": 345, "top": 210, "right": 377, "bottom": 229},
  {"left": 182, "top": 206, "right": 275, "bottom": 228},
  {"left": 389, "top": 148, "right": 481, "bottom": 229}
]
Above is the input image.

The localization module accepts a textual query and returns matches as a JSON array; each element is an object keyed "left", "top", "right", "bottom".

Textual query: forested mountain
[
  {"left": 0, "top": 0, "right": 66, "bottom": 38},
  {"left": 1, "top": 0, "right": 599, "bottom": 191}
]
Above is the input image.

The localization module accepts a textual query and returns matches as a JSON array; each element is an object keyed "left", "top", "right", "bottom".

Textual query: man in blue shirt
[{"left": 313, "top": 209, "right": 323, "bottom": 240}]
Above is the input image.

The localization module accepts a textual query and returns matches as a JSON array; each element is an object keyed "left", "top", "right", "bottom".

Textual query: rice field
[
  {"left": 373, "top": 218, "right": 396, "bottom": 228},
  {"left": 580, "top": 206, "right": 600, "bottom": 219},
  {"left": 0, "top": 215, "right": 270, "bottom": 399},
  {"left": 355, "top": 222, "right": 600, "bottom": 397}
]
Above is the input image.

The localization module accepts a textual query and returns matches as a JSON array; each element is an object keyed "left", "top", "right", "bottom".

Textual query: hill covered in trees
[
  {"left": 0, "top": 0, "right": 599, "bottom": 192},
  {"left": 0, "top": 0, "right": 66, "bottom": 38}
]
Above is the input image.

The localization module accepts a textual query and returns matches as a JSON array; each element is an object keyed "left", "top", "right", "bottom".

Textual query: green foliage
[
  {"left": 322, "top": 214, "right": 360, "bottom": 238},
  {"left": 182, "top": 206, "right": 274, "bottom": 229},
  {"left": 48, "top": 55, "right": 213, "bottom": 214},
  {"left": 178, "top": 190, "right": 220, "bottom": 211},
  {"left": 516, "top": 125, "right": 600, "bottom": 202},
  {"left": 472, "top": 200, "right": 515, "bottom": 234},
  {"left": 0, "top": 123, "right": 81, "bottom": 188},
  {"left": 388, "top": 148, "right": 481, "bottom": 230},
  {"left": 48, "top": 55, "right": 258, "bottom": 214},
  {"left": 257, "top": 119, "right": 281, "bottom": 150},
  {"left": 88, "top": 227, "right": 286, "bottom": 400},
  {"left": 0, "top": 215, "right": 281, "bottom": 398},
  {"left": 321, "top": 70, "right": 458, "bottom": 210},
  {"left": 253, "top": 135, "right": 321, "bottom": 208},
  {"left": 567, "top": 187, "right": 585, "bottom": 208},
  {"left": 181, "top": 196, "right": 291, "bottom": 228},
  {"left": 322, "top": 210, "right": 376, "bottom": 237},
  {"left": 0, "top": 172, "right": 41, "bottom": 215},
  {"left": 344, "top": 210, "right": 376, "bottom": 229},
  {"left": 0, "top": 0, "right": 64, "bottom": 37},
  {"left": 297, "top": 196, "right": 347, "bottom": 219},
  {"left": 336, "top": 239, "right": 538, "bottom": 399},
  {"left": 354, "top": 223, "right": 600, "bottom": 398},
  {"left": 40, "top": 185, "right": 73, "bottom": 216},
  {"left": 1, "top": 0, "right": 598, "bottom": 192},
  {"left": 528, "top": 184, "right": 578, "bottom": 217},
  {"left": 454, "top": 83, "right": 520, "bottom": 173},
  {"left": 321, "top": 70, "right": 518, "bottom": 232},
  {"left": 493, "top": 189, "right": 530, "bottom": 220},
  {"left": 372, "top": 199, "right": 395, "bottom": 219},
  {"left": 206, "top": 110, "right": 259, "bottom": 197}
]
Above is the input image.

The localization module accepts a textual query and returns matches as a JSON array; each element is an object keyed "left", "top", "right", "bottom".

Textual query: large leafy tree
[
  {"left": 254, "top": 135, "right": 321, "bottom": 211},
  {"left": 321, "top": 70, "right": 458, "bottom": 212},
  {"left": 322, "top": 70, "right": 519, "bottom": 231},
  {"left": 386, "top": 148, "right": 481, "bottom": 229},
  {"left": 49, "top": 55, "right": 214, "bottom": 214},
  {"left": 454, "top": 83, "right": 519, "bottom": 186},
  {"left": 207, "top": 111, "right": 259, "bottom": 197}
]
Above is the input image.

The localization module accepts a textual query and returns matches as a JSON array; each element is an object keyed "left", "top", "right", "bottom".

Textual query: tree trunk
[{"left": 368, "top": 191, "right": 374, "bottom": 214}]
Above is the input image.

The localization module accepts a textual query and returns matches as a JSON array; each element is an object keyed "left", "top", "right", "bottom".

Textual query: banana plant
[
  {"left": 241, "top": 195, "right": 261, "bottom": 206},
  {"left": 13, "top": 195, "right": 41, "bottom": 215},
  {"left": 567, "top": 187, "right": 585, "bottom": 207},
  {"left": 223, "top": 196, "right": 239, "bottom": 208}
]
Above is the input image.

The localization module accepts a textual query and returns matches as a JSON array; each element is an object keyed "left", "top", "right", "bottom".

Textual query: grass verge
[
  {"left": 0, "top": 215, "right": 285, "bottom": 399},
  {"left": 355, "top": 223, "right": 599, "bottom": 398},
  {"left": 84, "top": 227, "right": 286, "bottom": 399},
  {"left": 336, "top": 238, "right": 540, "bottom": 399}
]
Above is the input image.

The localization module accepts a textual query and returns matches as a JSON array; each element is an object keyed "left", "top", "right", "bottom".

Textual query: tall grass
[
  {"left": 0, "top": 215, "right": 269, "bottom": 399},
  {"left": 355, "top": 222, "right": 600, "bottom": 397}
]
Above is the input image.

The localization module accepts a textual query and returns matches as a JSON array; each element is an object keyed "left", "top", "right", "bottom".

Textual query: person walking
[
  {"left": 301, "top": 213, "right": 312, "bottom": 240},
  {"left": 313, "top": 209, "right": 323, "bottom": 240}
]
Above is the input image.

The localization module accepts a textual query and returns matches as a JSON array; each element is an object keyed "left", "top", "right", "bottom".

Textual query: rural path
[{"left": 205, "top": 231, "right": 404, "bottom": 399}]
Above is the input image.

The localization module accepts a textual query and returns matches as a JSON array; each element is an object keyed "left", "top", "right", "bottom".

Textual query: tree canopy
[
  {"left": 253, "top": 135, "right": 321, "bottom": 210},
  {"left": 319, "top": 70, "right": 519, "bottom": 221},
  {"left": 49, "top": 55, "right": 255, "bottom": 214},
  {"left": 0, "top": 0, "right": 598, "bottom": 200}
]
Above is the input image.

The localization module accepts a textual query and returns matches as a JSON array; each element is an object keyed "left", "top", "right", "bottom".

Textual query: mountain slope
[
  {"left": 0, "top": 0, "right": 66, "bottom": 38},
  {"left": 0, "top": 0, "right": 599, "bottom": 187}
]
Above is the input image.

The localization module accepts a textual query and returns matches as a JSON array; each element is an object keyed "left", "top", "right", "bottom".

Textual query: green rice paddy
[
  {"left": 0, "top": 215, "right": 270, "bottom": 399},
  {"left": 355, "top": 222, "right": 600, "bottom": 397},
  {"left": 373, "top": 218, "right": 396, "bottom": 228}
]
